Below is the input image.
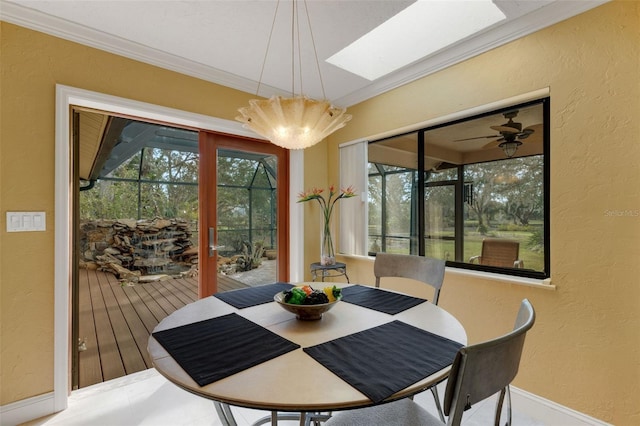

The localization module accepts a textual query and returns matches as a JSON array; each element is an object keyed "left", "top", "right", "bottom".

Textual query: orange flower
[
  {"left": 297, "top": 185, "right": 357, "bottom": 208},
  {"left": 341, "top": 185, "right": 357, "bottom": 198},
  {"left": 297, "top": 185, "right": 358, "bottom": 265}
]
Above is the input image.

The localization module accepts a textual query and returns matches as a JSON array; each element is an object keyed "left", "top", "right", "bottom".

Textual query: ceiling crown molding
[
  {"left": 0, "top": 0, "right": 284, "bottom": 97},
  {"left": 1, "top": 0, "right": 608, "bottom": 107}
]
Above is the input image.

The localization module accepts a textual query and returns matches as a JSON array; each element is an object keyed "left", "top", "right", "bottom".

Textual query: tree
[
  {"left": 464, "top": 155, "right": 543, "bottom": 229},
  {"left": 80, "top": 148, "right": 200, "bottom": 221},
  {"left": 80, "top": 145, "right": 281, "bottom": 256},
  {"left": 384, "top": 169, "right": 414, "bottom": 237},
  {"left": 500, "top": 157, "right": 543, "bottom": 226},
  {"left": 465, "top": 161, "right": 503, "bottom": 232}
]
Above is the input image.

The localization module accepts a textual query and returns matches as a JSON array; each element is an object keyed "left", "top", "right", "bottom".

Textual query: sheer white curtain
[{"left": 339, "top": 141, "right": 368, "bottom": 256}]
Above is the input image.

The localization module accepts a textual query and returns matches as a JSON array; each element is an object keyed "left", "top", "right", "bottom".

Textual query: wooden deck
[{"left": 77, "top": 268, "right": 249, "bottom": 388}]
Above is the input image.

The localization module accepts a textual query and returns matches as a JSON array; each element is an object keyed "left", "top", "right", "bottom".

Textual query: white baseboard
[
  {"left": 511, "top": 386, "right": 611, "bottom": 426},
  {"left": 0, "top": 392, "right": 57, "bottom": 426}
]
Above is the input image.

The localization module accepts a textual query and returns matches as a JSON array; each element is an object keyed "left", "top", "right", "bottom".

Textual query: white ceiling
[{"left": 2, "top": 0, "right": 606, "bottom": 107}]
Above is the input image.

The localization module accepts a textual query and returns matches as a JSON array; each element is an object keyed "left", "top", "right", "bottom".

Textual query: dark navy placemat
[
  {"left": 341, "top": 285, "right": 427, "bottom": 315},
  {"left": 303, "top": 320, "right": 463, "bottom": 403},
  {"left": 214, "top": 282, "right": 294, "bottom": 309},
  {"left": 152, "top": 313, "right": 300, "bottom": 386}
]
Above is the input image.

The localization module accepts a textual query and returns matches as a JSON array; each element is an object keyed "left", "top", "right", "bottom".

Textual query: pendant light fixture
[{"left": 236, "top": 0, "right": 351, "bottom": 150}]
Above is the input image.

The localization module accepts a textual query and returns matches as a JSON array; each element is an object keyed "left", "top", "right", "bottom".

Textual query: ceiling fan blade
[
  {"left": 453, "top": 134, "right": 499, "bottom": 142},
  {"left": 517, "top": 132, "right": 532, "bottom": 140},
  {"left": 483, "top": 138, "right": 505, "bottom": 149},
  {"left": 517, "top": 127, "right": 535, "bottom": 139},
  {"left": 490, "top": 125, "right": 521, "bottom": 134}
]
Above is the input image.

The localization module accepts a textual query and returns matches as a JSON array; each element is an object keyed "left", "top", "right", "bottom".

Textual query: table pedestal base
[{"left": 214, "top": 401, "right": 332, "bottom": 426}]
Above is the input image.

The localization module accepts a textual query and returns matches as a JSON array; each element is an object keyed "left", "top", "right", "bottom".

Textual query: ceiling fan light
[
  {"left": 499, "top": 140, "right": 522, "bottom": 158},
  {"left": 236, "top": 96, "right": 352, "bottom": 150}
]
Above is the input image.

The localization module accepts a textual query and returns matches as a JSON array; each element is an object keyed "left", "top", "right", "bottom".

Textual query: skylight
[{"left": 326, "top": 0, "right": 506, "bottom": 81}]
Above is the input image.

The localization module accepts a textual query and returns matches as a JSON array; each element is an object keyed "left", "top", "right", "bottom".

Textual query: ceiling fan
[{"left": 454, "top": 110, "right": 535, "bottom": 157}]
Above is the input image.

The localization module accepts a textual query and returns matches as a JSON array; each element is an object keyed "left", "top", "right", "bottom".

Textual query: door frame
[
  {"left": 199, "top": 131, "right": 290, "bottom": 297},
  {"left": 54, "top": 84, "right": 304, "bottom": 412}
]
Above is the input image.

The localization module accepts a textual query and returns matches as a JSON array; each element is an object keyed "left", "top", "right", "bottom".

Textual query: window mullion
[
  {"left": 417, "top": 131, "right": 425, "bottom": 256},
  {"left": 455, "top": 165, "right": 464, "bottom": 262}
]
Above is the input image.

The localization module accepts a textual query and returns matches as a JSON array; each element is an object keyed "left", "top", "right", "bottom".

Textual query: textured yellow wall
[
  {"left": 0, "top": 22, "right": 255, "bottom": 405},
  {"left": 330, "top": 2, "right": 640, "bottom": 424},
  {"left": 1, "top": 1, "right": 639, "bottom": 425},
  {"left": 300, "top": 143, "right": 329, "bottom": 263}
]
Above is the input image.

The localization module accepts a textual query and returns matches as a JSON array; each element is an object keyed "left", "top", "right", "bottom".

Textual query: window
[{"left": 367, "top": 98, "right": 549, "bottom": 279}]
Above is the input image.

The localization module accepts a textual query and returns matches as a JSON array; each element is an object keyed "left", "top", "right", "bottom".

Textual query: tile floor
[{"left": 22, "top": 368, "right": 546, "bottom": 426}]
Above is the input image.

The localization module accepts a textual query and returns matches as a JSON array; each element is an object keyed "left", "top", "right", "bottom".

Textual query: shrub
[
  {"left": 236, "top": 241, "right": 265, "bottom": 271},
  {"left": 497, "top": 223, "right": 530, "bottom": 232},
  {"left": 527, "top": 229, "right": 544, "bottom": 252}
]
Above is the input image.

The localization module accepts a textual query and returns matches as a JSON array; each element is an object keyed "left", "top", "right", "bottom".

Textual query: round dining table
[{"left": 147, "top": 283, "right": 467, "bottom": 426}]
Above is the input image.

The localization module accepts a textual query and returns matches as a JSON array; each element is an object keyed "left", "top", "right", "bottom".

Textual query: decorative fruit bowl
[{"left": 274, "top": 285, "right": 342, "bottom": 320}]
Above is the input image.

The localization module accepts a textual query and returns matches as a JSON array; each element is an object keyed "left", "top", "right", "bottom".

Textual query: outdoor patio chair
[
  {"left": 324, "top": 299, "right": 536, "bottom": 426},
  {"left": 469, "top": 238, "right": 524, "bottom": 268},
  {"left": 373, "top": 253, "right": 447, "bottom": 420}
]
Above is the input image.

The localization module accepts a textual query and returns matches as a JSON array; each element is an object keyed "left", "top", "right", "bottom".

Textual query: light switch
[
  {"left": 33, "top": 213, "right": 44, "bottom": 230},
  {"left": 6, "top": 212, "right": 46, "bottom": 232},
  {"left": 23, "top": 215, "right": 32, "bottom": 229},
  {"left": 9, "top": 213, "right": 21, "bottom": 230}
]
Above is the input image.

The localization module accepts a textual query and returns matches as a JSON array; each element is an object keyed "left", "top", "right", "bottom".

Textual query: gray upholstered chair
[
  {"left": 324, "top": 299, "right": 536, "bottom": 426},
  {"left": 374, "top": 253, "right": 447, "bottom": 419},
  {"left": 374, "top": 252, "right": 445, "bottom": 304}
]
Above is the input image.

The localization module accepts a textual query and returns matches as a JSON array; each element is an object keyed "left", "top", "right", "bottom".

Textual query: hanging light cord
[
  {"left": 255, "top": 0, "right": 327, "bottom": 100},
  {"left": 302, "top": 0, "right": 327, "bottom": 100},
  {"left": 292, "top": 0, "right": 297, "bottom": 96},
  {"left": 256, "top": 0, "right": 281, "bottom": 96}
]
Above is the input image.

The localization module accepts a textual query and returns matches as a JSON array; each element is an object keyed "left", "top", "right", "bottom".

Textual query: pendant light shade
[
  {"left": 235, "top": 0, "right": 351, "bottom": 150},
  {"left": 236, "top": 96, "right": 351, "bottom": 150}
]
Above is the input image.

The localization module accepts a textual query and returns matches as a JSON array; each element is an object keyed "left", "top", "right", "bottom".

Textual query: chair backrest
[
  {"left": 480, "top": 238, "right": 520, "bottom": 268},
  {"left": 374, "top": 253, "right": 445, "bottom": 305},
  {"left": 443, "top": 299, "right": 535, "bottom": 426}
]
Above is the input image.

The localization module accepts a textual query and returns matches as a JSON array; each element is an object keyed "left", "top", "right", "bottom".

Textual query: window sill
[
  {"left": 445, "top": 267, "right": 555, "bottom": 290},
  {"left": 338, "top": 254, "right": 555, "bottom": 290}
]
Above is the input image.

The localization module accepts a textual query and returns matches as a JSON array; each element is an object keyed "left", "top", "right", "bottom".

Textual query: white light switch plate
[{"left": 6, "top": 212, "right": 46, "bottom": 232}]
